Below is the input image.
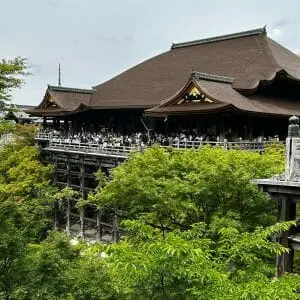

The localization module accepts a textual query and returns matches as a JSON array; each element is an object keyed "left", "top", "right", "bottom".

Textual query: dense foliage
[
  {"left": 1, "top": 126, "right": 300, "bottom": 299},
  {"left": 92, "top": 145, "right": 285, "bottom": 231},
  {"left": 0, "top": 125, "right": 55, "bottom": 299}
]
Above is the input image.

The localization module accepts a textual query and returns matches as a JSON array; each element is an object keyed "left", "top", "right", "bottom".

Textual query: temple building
[
  {"left": 28, "top": 27, "right": 300, "bottom": 141},
  {"left": 29, "top": 27, "right": 300, "bottom": 242}
]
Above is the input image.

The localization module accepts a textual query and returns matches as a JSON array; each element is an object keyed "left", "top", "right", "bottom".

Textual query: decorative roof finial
[
  {"left": 58, "top": 63, "right": 61, "bottom": 87},
  {"left": 262, "top": 25, "right": 267, "bottom": 35},
  {"left": 288, "top": 115, "right": 299, "bottom": 137}
]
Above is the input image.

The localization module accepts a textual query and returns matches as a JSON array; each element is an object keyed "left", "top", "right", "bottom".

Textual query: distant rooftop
[{"left": 171, "top": 27, "right": 267, "bottom": 49}]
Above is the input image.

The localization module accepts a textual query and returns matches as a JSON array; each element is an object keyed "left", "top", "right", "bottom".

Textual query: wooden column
[
  {"left": 79, "top": 157, "right": 85, "bottom": 239},
  {"left": 66, "top": 198, "right": 71, "bottom": 236},
  {"left": 80, "top": 157, "right": 85, "bottom": 198},
  {"left": 52, "top": 156, "right": 58, "bottom": 231},
  {"left": 79, "top": 206, "right": 85, "bottom": 239},
  {"left": 275, "top": 195, "right": 296, "bottom": 277},
  {"left": 66, "top": 156, "right": 71, "bottom": 187},
  {"left": 65, "top": 155, "right": 71, "bottom": 237},
  {"left": 112, "top": 210, "right": 119, "bottom": 243},
  {"left": 53, "top": 157, "right": 58, "bottom": 185},
  {"left": 53, "top": 200, "right": 58, "bottom": 231},
  {"left": 96, "top": 210, "right": 103, "bottom": 242}
]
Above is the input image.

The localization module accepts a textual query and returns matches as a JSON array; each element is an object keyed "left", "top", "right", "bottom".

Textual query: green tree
[
  {"left": 0, "top": 130, "right": 55, "bottom": 298},
  {"left": 18, "top": 232, "right": 79, "bottom": 300},
  {"left": 105, "top": 219, "right": 300, "bottom": 300},
  {"left": 93, "top": 146, "right": 284, "bottom": 232},
  {"left": 0, "top": 200, "right": 28, "bottom": 300},
  {"left": 66, "top": 244, "right": 120, "bottom": 300},
  {"left": 0, "top": 57, "right": 29, "bottom": 110},
  {"left": 13, "top": 124, "right": 39, "bottom": 146}
]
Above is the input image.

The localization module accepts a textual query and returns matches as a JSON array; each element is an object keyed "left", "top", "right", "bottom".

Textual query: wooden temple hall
[
  {"left": 29, "top": 27, "right": 300, "bottom": 142},
  {"left": 26, "top": 27, "right": 300, "bottom": 242}
]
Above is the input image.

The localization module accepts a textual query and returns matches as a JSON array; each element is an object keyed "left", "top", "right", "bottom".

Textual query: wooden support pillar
[
  {"left": 80, "top": 157, "right": 85, "bottom": 198},
  {"left": 276, "top": 195, "right": 296, "bottom": 277},
  {"left": 63, "top": 119, "right": 68, "bottom": 134},
  {"left": 96, "top": 210, "right": 103, "bottom": 242},
  {"left": 53, "top": 200, "right": 58, "bottom": 231},
  {"left": 53, "top": 157, "right": 58, "bottom": 185},
  {"left": 112, "top": 210, "right": 119, "bottom": 243},
  {"left": 66, "top": 198, "right": 71, "bottom": 236},
  {"left": 79, "top": 206, "right": 85, "bottom": 239},
  {"left": 52, "top": 156, "right": 58, "bottom": 231},
  {"left": 53, "top": 118, "right": 58, "bottom": 130},
  {"left": 66, "top": 157, "right": 71, "bottom": 187}
]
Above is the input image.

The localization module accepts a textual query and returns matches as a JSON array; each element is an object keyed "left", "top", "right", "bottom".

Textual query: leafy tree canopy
[
  {"left": 92, "top": 145, "right": 285, "bottom": 232},
  {"left": 0, "top": 57, "right": 29, "bottom": 110},
  {"left": 104, "top": 219, "right": 300, "bottom": 300},
  {"left": 0, "top": 127, "right": 296, "bottom": 300}
]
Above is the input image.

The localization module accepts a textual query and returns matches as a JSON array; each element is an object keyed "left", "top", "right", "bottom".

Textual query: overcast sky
[{"left": 2, "top": 0, "right": 300, "bottom": 105}]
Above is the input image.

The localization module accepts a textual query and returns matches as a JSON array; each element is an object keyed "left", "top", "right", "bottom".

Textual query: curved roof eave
[{"left": 233, "top": 69, "right": 300, "bottom": 93}]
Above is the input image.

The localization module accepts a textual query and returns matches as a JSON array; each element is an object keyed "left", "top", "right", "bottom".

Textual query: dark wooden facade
[{"left": 27, "top": 27, "right": 300, "bottom": 140}]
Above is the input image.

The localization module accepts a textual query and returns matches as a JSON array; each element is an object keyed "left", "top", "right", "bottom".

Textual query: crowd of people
[
  {"left": 38, "top": 129, "right": 223, "bottom": 148},
  {"left": 38, "top": 128, "right": 280, "bottom": 150}
]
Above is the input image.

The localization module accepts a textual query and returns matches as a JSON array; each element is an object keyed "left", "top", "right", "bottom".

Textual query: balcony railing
[
  {"left": 35, "top": 133, "right": 283, "bottom": 157},
  {"left": 48, "top": 140, "right": 133, "bottom": 158}
]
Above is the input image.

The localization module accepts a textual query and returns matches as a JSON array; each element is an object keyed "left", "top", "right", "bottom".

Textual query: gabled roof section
[
  {"left": 146, "top": 71, "right": 300, "bottom": 117},
  {"left": 171, "top": 27, "right": 266, "bottom": 49},
  {"left": 90, "top": 27, "right": 300, "bottom": 109},
  {"left": 28, "top": 85, "right": 94, "bottom": 116},
  {"left": 146, "top": 72, "right": 231, "bottom": 115}
]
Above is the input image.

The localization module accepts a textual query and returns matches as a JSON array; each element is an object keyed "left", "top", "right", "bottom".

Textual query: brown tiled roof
[
  {"left": 146, "top": 73, "right": 300, "bottom": 117},
  {"left": 28, "top": 85, "right": 94, "bottom": 116},
  {"left": 90, "top": 27, "right": 300, "bottom": 109}
]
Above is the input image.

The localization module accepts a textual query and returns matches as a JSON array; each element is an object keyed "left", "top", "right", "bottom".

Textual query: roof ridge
[
  {"left": 191, "top": 71, "right": 234, "bottom": 84},
  {"left": 48, "top": 85, "right": 94, "bottom": 94},
  {"left": 171, "top": 27, "right": 267, "bottom": 49}
]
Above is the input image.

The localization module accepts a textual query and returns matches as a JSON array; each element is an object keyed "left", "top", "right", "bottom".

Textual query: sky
[{"left": 2, "top": 0, "right": 300, "bottom": 106}]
